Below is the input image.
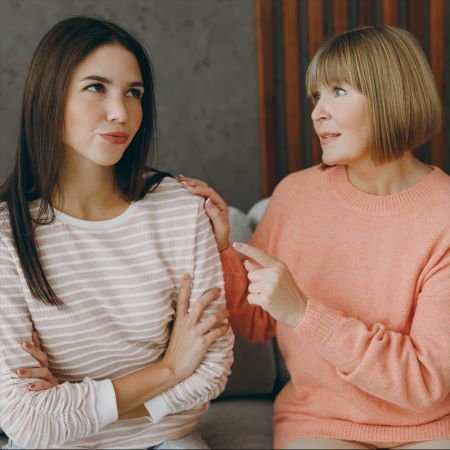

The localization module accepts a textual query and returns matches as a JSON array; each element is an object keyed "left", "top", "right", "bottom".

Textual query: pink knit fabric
[{"left": 221, "top": 164, "right": 450, "bottom": 449}]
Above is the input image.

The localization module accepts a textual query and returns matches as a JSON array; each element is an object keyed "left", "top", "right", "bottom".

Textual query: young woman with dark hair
[{"left": 0, "top": 16, "right": 233, "bottom": 449}]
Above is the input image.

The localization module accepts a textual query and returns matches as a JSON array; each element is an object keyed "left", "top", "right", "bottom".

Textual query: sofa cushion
[
  {"left": 222, "top": 204, "right": 278, "bottom": 398},
  {"left": 247, "top": 198, "right": 270, "bottom": 230},
  {"left": 220, "top": 335, "right": 277, "bottom": 398},
  {"left": 228, "top": 206, "right": 253, "bottom": 243},
  {"left": 198, "top": 398, "right": 273, "bottom": 449}
]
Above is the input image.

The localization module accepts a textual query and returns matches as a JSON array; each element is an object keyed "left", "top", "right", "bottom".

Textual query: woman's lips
[
  {"left": 319, "top": 133, "right": 341, "bottom": 145},
  {"left": 100, "top": 133, "right": 129, "bottom": 145}
]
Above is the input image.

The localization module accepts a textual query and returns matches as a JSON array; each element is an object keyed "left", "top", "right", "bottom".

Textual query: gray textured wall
[{"left": 0, "top": 0, "right": 261, "bottom": 211}]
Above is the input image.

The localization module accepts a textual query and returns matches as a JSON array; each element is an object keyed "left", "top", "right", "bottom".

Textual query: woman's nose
[
  {"left": 106, "top": 95, "right": 128, "bottom": 123},
  {"left": 311, "top": 100, "right": 330, "bottom": 122}
]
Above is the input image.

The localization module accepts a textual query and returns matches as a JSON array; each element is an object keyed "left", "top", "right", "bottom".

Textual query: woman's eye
[
  {"left": 126, "top": 88, "right": 143, "bottom": 99},
  {"left": 312, "top": 92, "right": 321, "bottom": 102},
  {"left": 335, "top": 87, "right": 346, "bottom": 96},
  {"left": 86, "top": 83, "right": 105, "bottom": 94}
]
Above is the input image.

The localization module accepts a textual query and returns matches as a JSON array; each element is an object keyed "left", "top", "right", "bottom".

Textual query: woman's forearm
[
  {"left": 113, "top": 361, "right": 177, "bottom": 418},
  {"left": 120, "top": 404, "right": 148, "bottom": 420}
]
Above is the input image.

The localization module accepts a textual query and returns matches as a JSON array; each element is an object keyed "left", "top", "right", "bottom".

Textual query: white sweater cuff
[
  {"left": 93, "top": 379, "right": 118, "bottom": 428},
  {"left": 144, "top": 394, "right": 173, "bottom": 423}
]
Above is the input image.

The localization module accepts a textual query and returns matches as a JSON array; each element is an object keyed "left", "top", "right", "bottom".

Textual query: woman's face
[
  {"left": 311, "top": 82, "right": 372, "bottom": 167},
  {"left": 63, "top": 44, "right": 144, "bottom": 168}
]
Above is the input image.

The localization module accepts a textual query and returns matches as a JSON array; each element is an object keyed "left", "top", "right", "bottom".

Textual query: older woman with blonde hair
[{"left": 20, "top": 26, "right": 450, "bottom": 450}]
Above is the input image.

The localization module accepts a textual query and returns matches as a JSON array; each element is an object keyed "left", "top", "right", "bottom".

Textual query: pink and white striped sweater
[{"left": 0, "top": 177, "right": 234, "bottom": 449}]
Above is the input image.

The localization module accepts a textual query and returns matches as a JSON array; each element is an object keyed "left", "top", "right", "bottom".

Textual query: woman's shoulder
[
  {"left": 0, "top": 203, "right": 13, "bottom": 246},
  {"left": 432, "top": 166, "right": 450, "bottom": 195},
  {"left": 273, "top": 164, "right": 326, "bottom": 198},
  {"left": 0, "top": 202, "right": 11, "bottom": 231},
  {"left": 425, "top": 166, "right": 450, "bottom": 224},
  {"left": 137, "top": 174, "right": 204, "bottom": 211},
  {"left": 412, "top": 166, "right": 450, "bottom": 216}
]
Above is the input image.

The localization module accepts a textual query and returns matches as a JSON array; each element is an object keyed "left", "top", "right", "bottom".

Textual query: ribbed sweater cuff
[
  {"left": 294, "top": 299, "right": 343, "bottom": 347},
  {"left": 144, "top": 394, "right": 173, "bottom": 423},
  {"left": 93, "top": 379, "right": 118, "bottom": 429}
]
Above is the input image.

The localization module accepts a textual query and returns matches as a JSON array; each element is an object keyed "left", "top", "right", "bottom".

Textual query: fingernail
[
  {"left": 17, "top": 369, "right": 24, "bottom": 376},
  {"left": 28, "top": 383, "right": 35, "bottom": 389},
  {"left": 232, "top": 242, "right": 240, "bottom": 249},
  {"left": 205, "top": 198, "right": 210, "bottom": 204},
  {"left": 22, "top": 342, "right": 29, "bottom": 349},
  {"left": 184, "top": 273, "right": 190, "bottom": 280}
]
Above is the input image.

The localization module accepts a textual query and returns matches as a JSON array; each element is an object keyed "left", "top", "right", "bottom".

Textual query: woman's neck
[
  {"left": 55, "top": 158, "right": 130, "bottom": 221},
  {"left": 346, "top": 152, "right": 432, "bottom": 196}
]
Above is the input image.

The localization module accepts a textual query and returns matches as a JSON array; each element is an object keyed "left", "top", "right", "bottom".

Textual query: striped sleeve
[
  {"left": 145, "top": 200, "right": 234, "bottom": 421},
  {"left": 0, "top": 236, "right": 100, "bottom": 448}
]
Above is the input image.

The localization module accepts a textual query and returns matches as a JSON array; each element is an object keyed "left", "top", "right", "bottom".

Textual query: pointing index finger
[{"left": 233, "top": 242, "right": 279, "bottom": 267}]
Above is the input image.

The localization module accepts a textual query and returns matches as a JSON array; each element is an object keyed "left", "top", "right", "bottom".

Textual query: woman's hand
[
  {"left": 177, "top": 176, "right": 231, "bottom": 252},
  {"left": 162, "top": 274, "right": 230, "bottom": 382},
  {"left": 16, "top": 275, "right": 229, "bottom": 392},
  {"left": 17, "top": 331, "right": 59, "bottom": 391},
  {"left": 234, "top": 242, "right": 307, "bottom": 328}
]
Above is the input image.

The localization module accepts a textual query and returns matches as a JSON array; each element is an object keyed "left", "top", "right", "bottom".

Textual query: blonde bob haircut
[{"left": 306, "top": 26, "right": 442, "bottom": 165}]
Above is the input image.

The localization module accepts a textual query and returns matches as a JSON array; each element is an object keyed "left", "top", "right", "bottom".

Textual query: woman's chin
[
  {"left": 321, "top": 151, "right": 350, "bottom": 167},
  {"left": 89, "top": 149, "right": 127, "bottom": 167},
  {"left": 322, "top": 153, "right": 339, "bottom": 166}
]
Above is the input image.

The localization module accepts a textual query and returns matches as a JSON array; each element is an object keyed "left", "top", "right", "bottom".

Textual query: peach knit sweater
[{"left": 221, "top": 165, "right": 450, "bottom": 449}]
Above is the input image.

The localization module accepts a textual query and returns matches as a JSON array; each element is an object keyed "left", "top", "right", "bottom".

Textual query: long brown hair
[{"left": 0, "top": 16, "right": 165, "bottom": 307}]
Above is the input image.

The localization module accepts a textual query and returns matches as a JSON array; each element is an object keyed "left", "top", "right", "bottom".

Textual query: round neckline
[
  {"left": 54, "top": 202, "right": 138, "bottom": 230},
  {"left": 329, "top": 164, "right": 443, "bottom": 214}
]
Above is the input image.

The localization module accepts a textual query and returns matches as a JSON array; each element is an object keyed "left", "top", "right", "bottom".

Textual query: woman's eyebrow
[{"left": 79, "top": 75, "right": 144, "bottom": 87}]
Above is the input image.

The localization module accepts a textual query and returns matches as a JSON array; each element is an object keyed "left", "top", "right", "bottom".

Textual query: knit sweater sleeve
[
  {"left": 295, "top": 245, "right": 450, "bottom": 412},
  {"left": 145, "top": 201, "right": 234, "bottom": 421},
  {"left": 219, "top": 197, "right": 278, "bottom": 344},
  {"left": 0, "top": 236, "right": 100, "bottom": 448}
]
